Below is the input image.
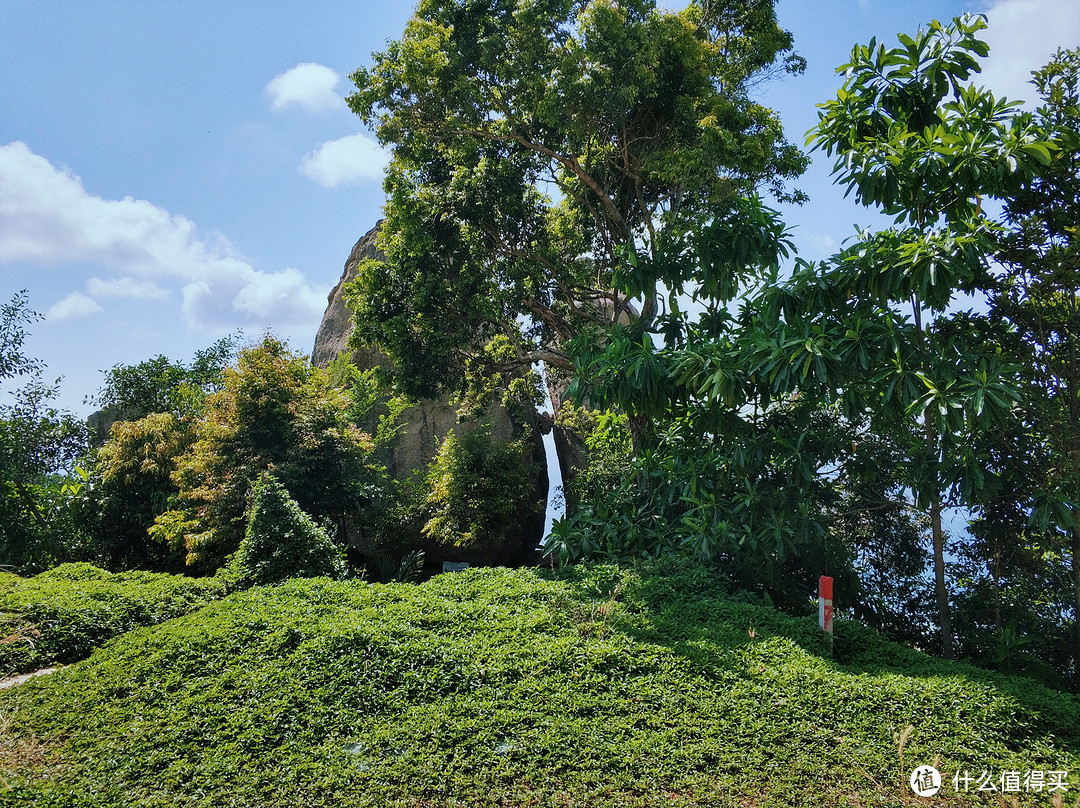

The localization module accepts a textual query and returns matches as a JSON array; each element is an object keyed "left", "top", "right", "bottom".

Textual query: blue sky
[{"left": 1, "top": 0, "right": 1078, "bottom": 417}]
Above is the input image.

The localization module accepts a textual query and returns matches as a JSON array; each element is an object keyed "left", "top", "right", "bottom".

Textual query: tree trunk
[
  {"left": 924, "top": 410, "right": 954, "bottom": 660},
  {"left": 930, "top": 491, "right": 953, "bottom": 660},
  {"left": 628, "top": 413, "right": 654, "bottom": 496},
  {"left": 627, "top": 413, "right": 654, "bottom": 458},
  {"left": 1073, "top": 511, "right": 1080, "bottom": 688}
]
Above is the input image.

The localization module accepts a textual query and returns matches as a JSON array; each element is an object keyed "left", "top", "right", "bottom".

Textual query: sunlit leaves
[
  {"left": 346, "top": 0, "right": 807, "bottom": 398},
  {"left": 809, "top": 13, "right": 1044, "bottom": 229}
]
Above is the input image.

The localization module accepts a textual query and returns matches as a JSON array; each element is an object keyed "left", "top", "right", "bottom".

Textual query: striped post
[{"left": 819, "top": 575, "right": 833, "bottom": 656}]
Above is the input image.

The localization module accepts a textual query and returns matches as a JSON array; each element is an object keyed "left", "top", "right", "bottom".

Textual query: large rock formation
[
  {"left": 312, "top": 223, "right": 384, "bottom": 370},
  {"left": 311, "top": 223, "right": 549, "bottom": 566}
]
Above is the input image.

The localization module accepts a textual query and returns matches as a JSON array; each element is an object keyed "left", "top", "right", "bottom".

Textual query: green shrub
[
  {"left": 0, "top": 562, "right": 226, "bottom": 675},
  {"left": 227, "top": 473, "right": 345, "bottom": 588},
  {"left": 422, "top": 425, "right": 539, "bottom": 550}
]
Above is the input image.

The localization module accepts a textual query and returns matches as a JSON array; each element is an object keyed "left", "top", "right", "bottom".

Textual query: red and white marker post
[{"left": 819, "top": 575, "right": 834, "bottom": 656}]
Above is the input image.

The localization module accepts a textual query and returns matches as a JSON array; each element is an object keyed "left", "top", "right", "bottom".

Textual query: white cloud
[
  {"left": 980, "top": 0, "right": 1080, "bottom": 105},
  {"left": 806, "top": 233, "right": 840, "bottom": 258},
  {"left": 86, "top": 276, "right": 170, "bottom": 300},
  {"left": 47, "top": 291, "right": 102, "bottom": 321},
  {"left": 180, "top": 263, "right": 326, "bottom": 329},
  {"left": 265, "top": 62, "right": 345, "bottom": 113},
  {"left": 299, "top": 133, "right": 388, "bottom": 187},
  {"left": 0, "top": 141, "right": 327, "bottom": 330}
]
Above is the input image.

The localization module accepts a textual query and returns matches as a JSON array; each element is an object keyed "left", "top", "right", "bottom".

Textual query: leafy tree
[
  {"left": 702, "top": 15, "right": 1049, "bottom": 658},
  {"left": 0, "top": 292, "right": 90, "bottom": 570},
  {"left": 0, "top": 378, "right": 90, "bottom": 569},
  {"left": 552, "top": 402, "right": 633, "bottom": 511},
  {"left": 88, "top": 334, "right": 239, "bottom": 424},
  {"left": 92, "top": 412, "right": 194, "bottom": 572},
  {"left": 227, "top": 472, "right": 345, "bottom": 588},
  {"left": 546, "top": 392, "right": 856, "bottom": 606},
  {"left": 83, "top": 336, "right": 240, "bottom": 572},
  {"left": 150, "top": 336, "right": 375, "bottom": 573},
  {"left": 824, "top": 419, "right": 936, "bottom": 649},
  {"left": 346, "top": 0, "right": 807, "bottom": 438},
  {"left": 949, "top": 423, "right": 1074, "bottom": 687},
  {"left": 0, "top": 291, "right": 43, "bottom": 382},
  {"left": 988, "top": 47, "right": 1080, "bottom": 683}
]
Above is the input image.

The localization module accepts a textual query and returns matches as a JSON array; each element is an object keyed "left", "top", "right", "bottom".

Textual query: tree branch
[{"left": 458, "top": 346, "right": 574, "bottom": 373}]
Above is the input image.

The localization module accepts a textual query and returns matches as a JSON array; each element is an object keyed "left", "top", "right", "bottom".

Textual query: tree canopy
[
  {"left": 88, "top": 334, "right": 238, "bottom": 425},
  {"left": 346, "top": 0, "right": 807, "bottom": 400},
  {"left": 985, "top": 47, "right": 1080, "bottom": 683}
]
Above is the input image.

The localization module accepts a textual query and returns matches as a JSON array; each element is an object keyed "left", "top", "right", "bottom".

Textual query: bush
[
  {"left": 422, "top": 425, "right": 540, "bottom": 551},
  {"left": 0, "top": 562, "right": 226, "bottom": 675},
  {"left": 1, "top": 563, "right": 1077, "bottom": 807},
  {"left": 227, "top": 473, "right": 346, "bottom": 588}
]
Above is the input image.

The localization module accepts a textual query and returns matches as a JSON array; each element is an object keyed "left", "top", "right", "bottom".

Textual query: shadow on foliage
[{"left": 544, "top": 557, "right": 1080, "bottom": 753}]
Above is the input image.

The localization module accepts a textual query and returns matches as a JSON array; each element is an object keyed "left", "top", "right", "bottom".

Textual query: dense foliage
[
  {"left": 979, "top": 47, "right": 1080, "bottom": 683},
  {"left": 148, "top": 335, "right": 375, "bottom": 573},
  {"left": 87, "top": 334, "right": 238, "bottom": 425},
  {"left": 0, "top": 562, "right": 226, "bottom": 675},
  {"left": 0, "top": 292, "right": 90, "bottom": 571},
  {"left": 421, "top": 425, "right": 540, "bottom": 552},
  {"left": 547, "top": 17, "right": 1080, "bottom": 681},
  {"left": 1, "top": 563, "right": 1076, "bottom": 807},
  {"left": 90, "top": 412, "right": 194, "bottom": 572},
  {"left": 227, "top": 473, "right": 346, "bottom": 588},
  {"left": 346, "top": 0, "right": 807, "bottom": 409}
]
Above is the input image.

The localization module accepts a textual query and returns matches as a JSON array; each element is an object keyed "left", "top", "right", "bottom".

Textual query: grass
[
  {"left": 0, "top": 562, "right": 228, "bottom": 676},
  {"left": 0, "top": 559, "right": 1076, "bottom": 807}
]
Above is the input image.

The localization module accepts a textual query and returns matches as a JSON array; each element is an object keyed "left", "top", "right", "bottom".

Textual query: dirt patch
[
  {"left": 0, "top": 668, "right": 58, "bottom": 691},
  {"left": 0, "top": 705, "right": 50, "bottom": 783}
]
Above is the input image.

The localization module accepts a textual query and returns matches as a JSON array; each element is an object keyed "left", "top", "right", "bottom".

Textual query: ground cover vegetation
[
  {"left": 0, "top": 563, "right": 226, "bottom": 676},
  {"left": 0, "top": 9, "right": 1079, "bottom": 799},
  {"left": 1, "top": 562, "right": 1077, "bottom": 807}
]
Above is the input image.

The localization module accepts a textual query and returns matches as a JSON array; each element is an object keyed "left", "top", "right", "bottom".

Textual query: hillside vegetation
[
  {"left": 1, "top": 562, "right": 1076, "bottom": 807},
  {"left": 0, "top": 563, "right": 227, "bottom": 675}
]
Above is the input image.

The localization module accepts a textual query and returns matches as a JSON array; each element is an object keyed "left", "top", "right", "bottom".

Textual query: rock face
[
  {"left": 311, "top": 223, "right": 549, "bottom": 566},
  {"left": 86, "top": 405, "right": 138, "bottom": 447},
  {"left": 311, "top": 223, "right": 384, "bottom": 371}
]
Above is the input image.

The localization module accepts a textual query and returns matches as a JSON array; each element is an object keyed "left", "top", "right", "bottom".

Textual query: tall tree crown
[{"left": 346, "top": 0, "right": 806, "bottom": 397}]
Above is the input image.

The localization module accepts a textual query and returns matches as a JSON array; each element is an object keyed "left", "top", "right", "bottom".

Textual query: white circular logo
[{"left": 910, "top": 765, "right": 942, "bottom": 797}]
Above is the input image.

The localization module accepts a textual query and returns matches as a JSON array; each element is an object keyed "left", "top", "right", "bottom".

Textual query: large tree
[
  {"left": 733, "top": 15, "right": 1046, "bottom": 658},
  {"left": 85, "top": 337, "right": 238, "bottom": 571},
  {"left": 346, "top": 0, "right": 807, "bottom": 422},
  {"left": 670, "top": 15, "right": 1051, "bottom": 657},
  {"left": 989, "top": 47, "right": 1080, "bottom": 683}
]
